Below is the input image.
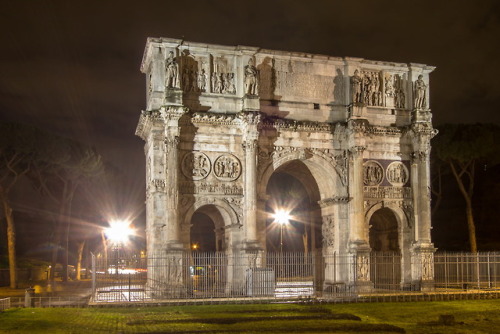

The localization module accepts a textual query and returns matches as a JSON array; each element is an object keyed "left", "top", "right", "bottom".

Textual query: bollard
[{"left": 24, "top": 288, "right": 35, "bottom": 308}]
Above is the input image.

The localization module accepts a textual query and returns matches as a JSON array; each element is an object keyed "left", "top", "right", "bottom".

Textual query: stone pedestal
[
  {"left": 411, "top": 109, "right": 432, "bottom": 123},
  {"left": 243, "top": 95, "right": 260, "bottom": 111},
  {"left": 148, "top": 250, "right": 187, "bottom": 298},
  {"left": 349, "top": 241, "right": 373, "bottom": 293},
  {"left": 165, "top": 88, "right": 183, "bottom": 105},
  {"left": 411, "top": 244, "right": 436, "bottom": 291}
]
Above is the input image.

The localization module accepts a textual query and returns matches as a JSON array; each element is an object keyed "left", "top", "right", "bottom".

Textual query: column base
[
  {"left": 351, "top": 280, "right": 374, "bottom": 294},
  {"left": 243, "top": 240, "right": 263, "bottom": 252},
  {"left": 417, "top": 280, "right": 435, "bottom": 292},
  {"left": 165, "top": 241, "right": 185, "bottom": 251}
]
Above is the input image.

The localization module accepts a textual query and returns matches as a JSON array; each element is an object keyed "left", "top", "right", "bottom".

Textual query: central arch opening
[{"left": 265, "top": 160, "right": 323, "bottom": 253}]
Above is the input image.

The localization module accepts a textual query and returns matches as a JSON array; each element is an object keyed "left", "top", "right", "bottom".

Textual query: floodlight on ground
[{"left": 104, "top": 220, "right": 134, "bottom": 245}]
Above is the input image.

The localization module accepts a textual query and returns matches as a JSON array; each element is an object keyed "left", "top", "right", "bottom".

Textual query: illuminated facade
[{"left": 136, "top": 38, "right": 436, "bottom": 293}]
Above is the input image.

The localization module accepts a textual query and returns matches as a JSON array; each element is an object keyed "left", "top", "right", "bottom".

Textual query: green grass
[{"left": 0, "top": 300, "right": 499, "bottom": 333}]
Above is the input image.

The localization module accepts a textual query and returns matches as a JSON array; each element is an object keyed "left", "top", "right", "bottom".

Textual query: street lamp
[
  {"left": 104, "top": 220, "right": 134, "bottom": 274},
  {"left": 272, "top": 209, "right": 291, "bottom": 253},
  {"left": 104, "top": 220, "right": 134, "bottom": 245}
]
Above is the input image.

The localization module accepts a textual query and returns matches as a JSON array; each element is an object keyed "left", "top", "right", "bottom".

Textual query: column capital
[
  {"left": 349, "top": 146, "right": 366, "bottom": 158},
  {"left": 164, "top": 135, "right": 179, "bottom": 147},
  {"left": 161, "top": 105, "right": 188, "bottom": 122},
  {"left": 411, "top": 150, "right": 428, "bottom": 163},
  {"left": 242, "top": 139, "right": 258, "bottom": 152}
]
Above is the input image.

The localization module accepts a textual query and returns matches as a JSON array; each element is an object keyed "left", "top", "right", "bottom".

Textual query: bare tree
[
  {"left": 0, "top": 123, "right": 46, "bottom": 288},
  {"left": 433, "top": 123, "right": 500, "bottom": 252},
  {"left": 29, "top": 136, "right": 103, "bottom": 281}
]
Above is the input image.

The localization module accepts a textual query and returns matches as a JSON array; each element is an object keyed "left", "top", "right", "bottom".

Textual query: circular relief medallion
[
  {"left": 386, "top": 161, "right": 409, "bottom": 186},
  {"left": 363, "top": 160, "right": 384, "bottom": 186},
  {"left": 213, "top": 154, "right": 241, "bottom": 181},
  {"left": 181, "top": 152, "right": 211, "bottom": 180}
]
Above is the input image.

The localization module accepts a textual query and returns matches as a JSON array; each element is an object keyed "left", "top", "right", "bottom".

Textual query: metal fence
[
  {"left": 0, "top": 298, "right": 10, "bottom": 311},
  {"left": 91, "top": 251, "right": 500, "bottom": 304},
  {"left": 434, "top": 252, "right": 500, "bottom": 290}
]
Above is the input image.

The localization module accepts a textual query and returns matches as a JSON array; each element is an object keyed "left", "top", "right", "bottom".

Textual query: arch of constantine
[{"left": 135, "top": 37, "right": 437, "bottom": 295}]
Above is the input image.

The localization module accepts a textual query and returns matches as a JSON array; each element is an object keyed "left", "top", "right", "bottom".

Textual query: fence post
[
  {"left": 91, "top": 252, "right": 96, "bottom": 298},
  {"left": 487, "top": 252, "right": 491, "bottom": 289},
  {"left": 24, "top": 288, "right": 35, "bottom": 308},
  {"left": 476, "top": 252, "right": 480, "bottom": 289}
]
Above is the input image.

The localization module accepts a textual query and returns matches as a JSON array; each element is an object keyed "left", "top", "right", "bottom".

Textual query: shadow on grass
[{"left": 126, "top": 307, "right": 406, "bottom": 333}]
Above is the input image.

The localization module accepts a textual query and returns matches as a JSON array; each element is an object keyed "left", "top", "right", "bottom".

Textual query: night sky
[{"left": 1, "top": 1, "right": 500, "bottom": 253}]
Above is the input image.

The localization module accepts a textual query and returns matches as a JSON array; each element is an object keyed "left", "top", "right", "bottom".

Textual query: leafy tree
[{"left": 433, "top": 123, "right": 500, "bottom": 252}]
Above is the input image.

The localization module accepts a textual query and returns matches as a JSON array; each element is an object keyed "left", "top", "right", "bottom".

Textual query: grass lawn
[{"left": 0, "top": 299, "right": 499, "bottom": 333}]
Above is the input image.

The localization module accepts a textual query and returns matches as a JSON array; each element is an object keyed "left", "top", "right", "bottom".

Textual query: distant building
[{"left": 136, "top": 38, "right": 436, "bottom": 294}]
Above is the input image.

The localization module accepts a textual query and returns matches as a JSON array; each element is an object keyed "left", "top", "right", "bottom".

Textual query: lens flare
[
  {"left": 104, "top": 220, "right": 134, "bottom": 244},
  {"left": 273, "top": 209, "right": 291, "bottom": 225}
]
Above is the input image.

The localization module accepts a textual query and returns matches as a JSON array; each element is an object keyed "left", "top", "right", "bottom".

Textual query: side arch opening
[{"left": 369, "top": 207, "right": 401, "bottom": 290}]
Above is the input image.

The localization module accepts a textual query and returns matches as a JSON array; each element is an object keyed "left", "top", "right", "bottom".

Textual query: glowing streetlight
[
  {"left": 272, "top": 209, "right": 291, "bottom": 253},
  {"left": 104, "top": 220, "right": 134, "bottom": 275},
  {"left": 104, "top": 220, "right": 134, "bottom": 245}
]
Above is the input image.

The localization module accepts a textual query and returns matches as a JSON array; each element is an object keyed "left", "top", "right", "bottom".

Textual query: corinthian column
[
  {"left": 164, "top": 135, "right": 181, "bottom": 248},
  {"left": 241, "top": 111, "right": 261, "bottom": 250},
  {"left": 410, "top": 122, "right": 436, "bottom": 291},
  {"left": 162, "top": 106, "right": 187, "bottom": 250},
  {"left": 349, "top": 145, "right": 366, "bottom": 244},
  {"left": 243, "top": 139, "right": 259, "bottom": 247},
  {"left": 412, "top": 150, "right": 432, "bottom": 244}
]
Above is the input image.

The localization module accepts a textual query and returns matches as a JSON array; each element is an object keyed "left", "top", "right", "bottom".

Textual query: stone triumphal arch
[{"left": 136, "top": 37, "right": 437, "bottom": 293}]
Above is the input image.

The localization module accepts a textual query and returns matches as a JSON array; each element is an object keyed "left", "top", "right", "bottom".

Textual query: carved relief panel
[
  {"left": 322, "top": 215, "right": 335, "bottom": 248},
  {"left": 210, "top": 55, "right": 236, "bottom": 95},
  {"left": 179, "top": 51, "right": 210, "bottom": 93},
  {"left": 213, "top": 154, "right": 242, "bottom": 181},
  {"left": 384, "top": 73, "right": 406, "bottom": 108},
  {"left": 180, "top": 150, "right": 243, "bottom": 195},
  {"left": 386, "top": 161, "right": 409, "bottom": 187},
  {"left": 360, "top": 70, "right": 383, "bottom": 106},
  {"left": 363, "top": 160, "right": 384, "bottom": 186},
  {"left": 181, "top": 151, "right": 211, "bottom": 180}
]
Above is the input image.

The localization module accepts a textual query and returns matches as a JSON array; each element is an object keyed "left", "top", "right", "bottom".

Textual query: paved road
[{"left": 0, "top": 280, "right": 92, "bottom": 298}]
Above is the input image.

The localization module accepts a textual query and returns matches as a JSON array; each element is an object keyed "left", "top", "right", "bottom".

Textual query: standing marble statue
[
  {"left": 165, "top": 51, "right": 179, "bottom": 88},
  {"left": 414, "top": 74, "right": 427, "bottom": 109},
  {"left": 244, "top": 58, "right": 258, "bottom": 95},
  {"left": 198, "top": 69, "right": 207, "bottom": 92},
  {"left": 351, "top": 70, "right": 362, "bottom": 104}
]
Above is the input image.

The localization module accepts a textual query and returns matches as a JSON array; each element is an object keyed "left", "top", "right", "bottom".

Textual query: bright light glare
[
  {"left": 273, "top": 209, "right": 291, "bottom": 225},
  {"left": 105, "top": 220, "right": 134, "bottom": 244}
]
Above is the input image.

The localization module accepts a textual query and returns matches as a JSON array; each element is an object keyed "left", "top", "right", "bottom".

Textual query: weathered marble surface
[{"left": 136, "top": 38, "right": 437, "bottom": 291}]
